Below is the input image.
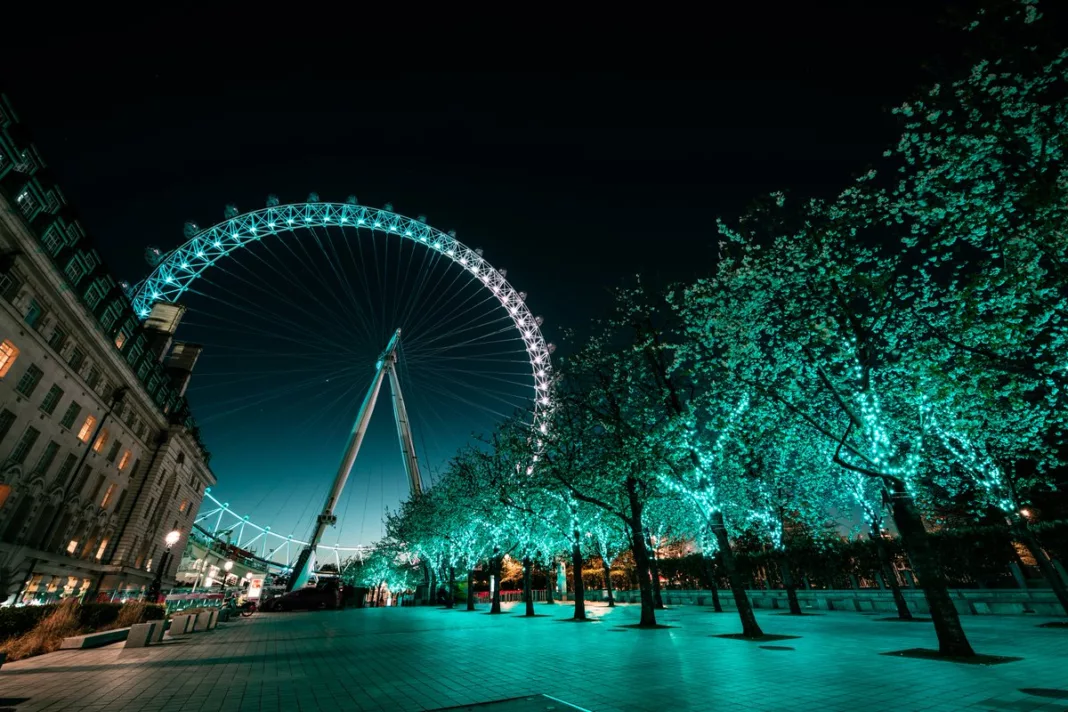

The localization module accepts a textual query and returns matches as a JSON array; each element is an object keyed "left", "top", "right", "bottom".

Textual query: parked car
[{"left": 264, "top": 582, "right": 342, "bottom": 611}]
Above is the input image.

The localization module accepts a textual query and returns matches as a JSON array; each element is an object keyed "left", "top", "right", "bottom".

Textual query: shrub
[
  {"left": 0, "top": 599, "right": 81, "bottom": 662},
  {"left": 0, "top": 605, "right": 55, "bottom": 643}
]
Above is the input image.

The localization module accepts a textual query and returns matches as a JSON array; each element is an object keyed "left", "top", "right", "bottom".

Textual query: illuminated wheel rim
[{"left": 136, "top": 200, "right": 554, "bottom": 568}]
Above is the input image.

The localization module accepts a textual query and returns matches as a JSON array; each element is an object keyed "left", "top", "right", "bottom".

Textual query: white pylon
[{"left": 288, "top": 328, "right": 424, "bottom": 591}]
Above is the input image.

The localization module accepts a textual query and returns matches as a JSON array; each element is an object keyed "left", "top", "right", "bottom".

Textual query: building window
[
  {"left": 92, "top": 427, "right": 109, "bottom": 453},
  {"left": 0, "top": 484, "right": 10, "bottom": 510},
  {"left": 86, "top": 367, "right": 101, "bottom": 389},
  {"left": 41, "top": 227, "right": 64, "bottom": 256},
  {"left": 0, "top": 409, "right": 17, "bottom": 444},
  {"left": 100, "top": 483, "right": 116, "bottom": 508},
  {"left": 24, "top": 299, "right": 43, "bottom": 329},
  {"left": 15, "top": 364, "right": 44, "bottom": 397},
  {"left": 77, "top": 414, "right": 97, "bottom": 442},
  {"left": 10, "top": 426, "right": 41, "bottom": 464},
  {"left": 68, "top": 346, "right": 86, "bottom": 371},
  {"left": 178, "top": 499, "right": 189, "bottom": 513},
  {"left": 40, "top": 384, "right": 64, "bottom": 415},
  {"left": 114, "top": 489, "right": 127, "bottom": 513},
  {"left": 0, "top": 272, "right": 22, "bottom": 302},
  {"left": 84, "top": 282, "right": 106, "bottom": 311},
  {"left": 144, "top": 498, "right": 155, "bottom": 522},
  {"left": 66, "top": 539, "right": 79, "bottom": 554},
  {"left": 16, "top": 190, "right": 38, "bottom": 216},
  {"left": 48, "top": 324, "right": 67, "bottom": 352},
  {"left": 59, "top": 401, "right": 82, "bottom": 430},
  {"left": 136, "top": 360, "right": 151, "bottom": 380},
  {"left": 33, "top": 440, "right": 60, "bottom": 475},
  {"left": 129, "top": 458, "right": 141, "bottom": 478},
  {"left": 0, "top": 340, "right": 18, "bottom": 378},
  {"left": 95, "top": 538, "right": 109, "bottom": 560},
  {"left": 55, "top": 453, "right": 77, "bottom": 485},
  {"left": 117, "top": 449, "right": 132, "bottom": 470},
  {"left": 64, "top": 257, "right": 85, "bottom": 285},
  {"left": 106, "top": 440, "right": 121, "bottom": 463},
  {"left": 88, "top": 474, "right": 106, "bottom": 501},
  {"left": 115, "top": 332, "right": 127, "bottom": 349},
  {"left": 72, "top": 465, "right": 92, "bottom": 495},
  {"left": 66, "top": 223, "right": 81, "bottom": 243}
]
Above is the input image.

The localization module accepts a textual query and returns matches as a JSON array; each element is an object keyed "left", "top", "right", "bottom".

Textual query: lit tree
[
  {"left": 845, "top": 473, "right": 914, "bottom": 620},
  {"left": 586, "top": 510, "right": 630, "bottom": 608}
]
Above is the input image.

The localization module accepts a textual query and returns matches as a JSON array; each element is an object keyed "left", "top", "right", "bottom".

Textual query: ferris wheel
[{"left": 130, "top": 196, "right": 553, "bottom": 578}]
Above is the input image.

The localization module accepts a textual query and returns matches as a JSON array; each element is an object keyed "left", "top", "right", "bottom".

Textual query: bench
[
  {"left": 60, "top": 628, "right": 131, "bottom": 649},
  {"left": 124, "top": 622, "right": 160, "bottom": 649},
  {"left": 166, "top": 614, "right": 193, "bottom": 637},
  {"left": 193, "top": 610, "right": 218, "bottom": 632}
]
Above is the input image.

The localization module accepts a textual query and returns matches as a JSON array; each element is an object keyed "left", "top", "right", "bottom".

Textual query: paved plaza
[{"left": 1, "top": 602, "right": 1066, "bottom": 712}]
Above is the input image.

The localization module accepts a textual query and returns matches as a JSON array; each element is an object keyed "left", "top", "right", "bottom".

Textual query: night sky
[{"left": 0, "top": 2, "right": 995, "bottom": 549}]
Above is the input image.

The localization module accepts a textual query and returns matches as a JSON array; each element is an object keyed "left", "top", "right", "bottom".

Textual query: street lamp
[
  {"left": 147, "top": 530, "right": 182, "bottom": 601},
  {"left": 223, "top": 560, "right": 234, "bottom": 588}
]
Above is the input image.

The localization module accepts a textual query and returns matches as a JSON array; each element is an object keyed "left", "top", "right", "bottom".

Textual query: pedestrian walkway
[{"left": 1, "top": 602, "right": 1065, "bottom": 711}]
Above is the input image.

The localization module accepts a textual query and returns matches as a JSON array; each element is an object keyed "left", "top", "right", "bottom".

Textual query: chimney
[
  {"left": 143, "top": 301, "right": 186, "bottom": 362},
  {"left": 165, "top": 341, "right": 203, "bottom": 398}
]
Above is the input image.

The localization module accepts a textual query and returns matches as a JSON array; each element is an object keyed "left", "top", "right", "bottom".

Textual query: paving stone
[{"left": 2, "top": 603, "right": 1066, "bottom": 711}]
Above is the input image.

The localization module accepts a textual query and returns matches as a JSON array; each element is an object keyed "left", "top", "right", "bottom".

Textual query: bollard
[{"left": 125, "top": 622, "right": 157, "bottom": 648}]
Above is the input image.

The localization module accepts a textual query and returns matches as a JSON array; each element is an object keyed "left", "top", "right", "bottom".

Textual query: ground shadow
[
  {"left": 713, "top": 633, "right": 801, "bottom": 642},
  {"left": 880, "top": 648, "right": 1021, "bottom": 665}
]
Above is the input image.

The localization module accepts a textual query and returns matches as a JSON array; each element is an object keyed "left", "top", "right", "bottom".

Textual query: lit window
[
  {"left": 0, "top": 340, "right": 18, "bottom": 378},
  {"left": 101, "top": 483, "right": 116, "bottom": 508},
  {"left": 115, "top": 332, "right": 126, "bottom": 349},
  {"left": 0, "top": 484, "right": 9, "bottom": 509},
  {"left": 178, "top": 499, "right": 189, "bottom": 513},
  {"left": 66, "top": 540, "right": 79, "bottom": 554},
  {"left": 16, "top": 190, "right": 38, "bottom": 216},
  {"left": 92, "top": 427, "right": 109, "bottom": 452},
  {"left": 77, "top": 414, "right": 97, "bottom": 442},
  {"left": 95, "top": 539, "right": 109, "bottom": 560},
  {"left": 117, "top": 450, "right": 131, "bottom": 470}
]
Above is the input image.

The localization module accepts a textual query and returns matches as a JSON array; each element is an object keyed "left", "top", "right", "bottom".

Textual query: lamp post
[
  {"left": 223, "top": 560, "right": 234, "bottom": 589},
  {"left": 147, "top": 530, "right": 181, "bottom": 602}
]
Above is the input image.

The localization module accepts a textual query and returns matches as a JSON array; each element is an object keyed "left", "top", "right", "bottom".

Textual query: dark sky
[{"left": 0, "top": 2, "right": 996, "bottom": 551}]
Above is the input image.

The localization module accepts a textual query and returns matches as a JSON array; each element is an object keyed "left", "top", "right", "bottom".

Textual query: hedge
[{"left": 0, "top": 601, "right": 166, "bottom": 643}]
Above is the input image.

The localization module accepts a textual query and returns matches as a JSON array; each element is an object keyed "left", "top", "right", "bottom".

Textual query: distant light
[
  {"left": 341, "top": 216, "right": 347, "bottom": 222},
  {"left": 152, "top": 292, "right": 161, "bottom": 299},
  {"left": 213, "top": 241, "right": 222, "bottom": 248},
  {"left": 287, "top": 219, "right": 294, "bottom": 224},
  {"left": 268, "top": 222, "right": 276, "bottom": 228},
  {"left": 358, "top": 218, "right": 365, "bottom": 224},
  {"left": 232, "top": 233, "right": 239, "bottom": 239},
  {"left": 1021, "top": 508, "right": 1032, "bottom": 518},
  {"left": 164, "top": 277, "right": 174, "bottom": 283},
  {"left": 249, "top": 227, "right": 256, "bottom": 234},
  {"left": 196, "top": 252, "right": 204, "bottom": 258},
  {"left": 374, "top": 222, "right": 381, "bottom": 228}
]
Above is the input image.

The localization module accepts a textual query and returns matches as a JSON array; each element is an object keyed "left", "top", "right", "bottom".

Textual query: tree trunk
[
  {"left": 570, "top": 539, "right": 587, "bottom": 621},
  {"left": 646, "top": 529, "right": 665, "bottom": 609},
  {"left": 1012, "top": 516, "right": 1068, "bottom": 616},
  {"left": 522, "top": 556, "right": 536, "bottom": 616},
  {"left": 466, "top": 568, "right": 476, "bottom": 611},
  {"left": 428, "top": 567, "right": 437, "bottom": 606},
  {"left": 871, "top": 526, "right": 912, "bottom": 620},
  {"left": 888, "top": 487, "right": 975, "bottom": 657},
  {"left": 490, "top": 553, "right": 503, "bottom": 614},
  {"left": 446, "top": 566, "right": 456, "bottom": 609},
  {"left": 545, "top": 560, "right": 555, "bottom": 604},
  {"left": 701, "top": 554, "right": 724, "bottom": 612},
  {"left": 625, "top": 478, "right": 657, "bottom": 627},
  {"left": 777, "top": 552, "right": 802, "bottom": 615},
  {"left": 602, "top": 558, "right": 616, "bottom": 607},
  {"left": 711, "top": 512, "right": 763, "bottom": 637}
]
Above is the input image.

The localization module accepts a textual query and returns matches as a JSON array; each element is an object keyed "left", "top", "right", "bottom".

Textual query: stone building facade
[{"left": 0, "top": 95, "right": 215, "bottom": 603}]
